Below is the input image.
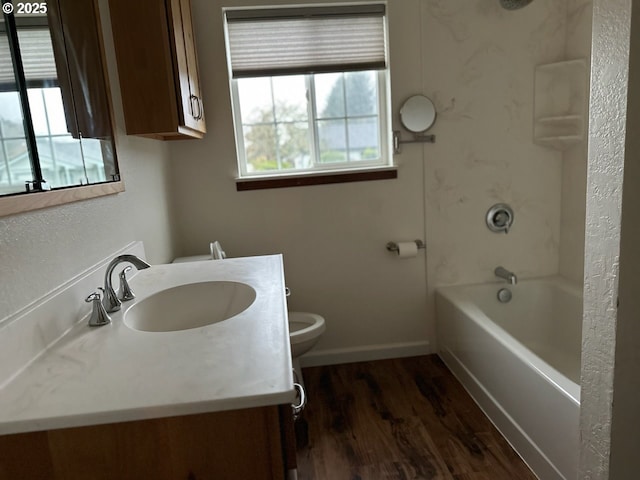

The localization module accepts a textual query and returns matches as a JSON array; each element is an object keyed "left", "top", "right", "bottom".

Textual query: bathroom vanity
[
  {"left": 0, "top": 405, "right": 295, "bottom": 479},
  {"left": 0, "top": 255, "right": 296, "bottom": 479}
]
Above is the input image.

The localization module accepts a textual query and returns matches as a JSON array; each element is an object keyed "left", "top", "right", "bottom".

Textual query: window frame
[
  {"left": 230, "top": 70, "right": 392, "bottom": 179},
  {"left": 224, "top": 3, "right": 396, "bottom": 190}
]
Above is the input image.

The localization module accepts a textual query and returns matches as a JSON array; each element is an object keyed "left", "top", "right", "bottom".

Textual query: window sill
[
  {"left": 0, "top": 181, "right": 125, "bottom": 217},
  {"left": 235, "top": 166, "right": 397, "bottom": 191}
]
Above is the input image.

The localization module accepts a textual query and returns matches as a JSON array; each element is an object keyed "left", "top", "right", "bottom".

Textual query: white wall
[
  {"left": 0, "top": 0, "right": 176, "bottom": 321},
  {"left": 169, "top": 0, "right": 570, "bottom": 358},
  {"left": 579, "top": 0, "right": 631, "bottom": 477},
  {"left": 608, "top": 0, "right": 640, "bottom": 476},
  {"left": 170, "top": 0, "right": 430, "bottom": 357}
]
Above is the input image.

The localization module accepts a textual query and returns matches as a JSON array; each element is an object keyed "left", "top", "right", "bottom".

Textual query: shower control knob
[{"left": 486, "top": 204, "right": 514, "bottom": 234}]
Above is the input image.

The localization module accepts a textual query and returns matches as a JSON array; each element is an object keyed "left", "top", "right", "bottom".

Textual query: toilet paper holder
[{"left": 386, "top": 239, "right": 425, "bottom": 253}]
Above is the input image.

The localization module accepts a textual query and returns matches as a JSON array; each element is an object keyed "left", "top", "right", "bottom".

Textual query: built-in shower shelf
[
  {"left": 534, "top": 135, "right": 584, "bottom": 150},
  {"left": 534, "top": 59, "right": 587, "bottom": 150},
  {"left": 537, "top": 115, "right": 582, "bottom": 124}
]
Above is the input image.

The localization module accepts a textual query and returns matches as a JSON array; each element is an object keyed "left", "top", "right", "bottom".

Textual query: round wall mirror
[{"left": 399, "top": 95, "right": 436, "bottom": 133}]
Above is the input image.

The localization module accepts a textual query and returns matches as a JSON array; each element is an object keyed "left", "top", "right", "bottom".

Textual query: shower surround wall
[
  {"left": 422, "top": 0, "right": 567, "bottom": 290},
  {"left": 560, "top": 0, "right": 592, "bottom": 284}
]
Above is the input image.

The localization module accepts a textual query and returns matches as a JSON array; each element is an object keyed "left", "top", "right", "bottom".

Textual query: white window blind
[
  {"left": 225, "top": 4, "right": 387, "bottom": 78},
  {"left": 0, "top": 28, "right": 58, "bottom": 87}
]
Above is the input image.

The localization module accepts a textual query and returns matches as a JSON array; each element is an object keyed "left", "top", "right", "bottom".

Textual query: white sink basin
[{"left": 124, "top": 281, "right": 256, "bottom": 332}]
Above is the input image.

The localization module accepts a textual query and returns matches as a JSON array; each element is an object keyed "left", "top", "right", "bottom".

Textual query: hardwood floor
[{"left": 296, "top": 355, "right": 537, "bottom": 480}]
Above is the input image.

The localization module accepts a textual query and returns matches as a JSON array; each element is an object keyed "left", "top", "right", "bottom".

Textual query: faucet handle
[
  {"left": 85, "top": 289, "right": 112, "bottom": 327},
  {"left": 119, "top": 266, "right": 135, "bottom": 302},
  {"left": 486, "top": 204, "right": 514, "bottom": 234}
]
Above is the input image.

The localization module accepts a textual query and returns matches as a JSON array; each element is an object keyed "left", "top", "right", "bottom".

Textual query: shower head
[{"left": 499, "top": 0, "right": 533, "bottom": 10}]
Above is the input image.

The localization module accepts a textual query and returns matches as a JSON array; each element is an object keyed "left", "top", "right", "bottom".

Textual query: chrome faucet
[
  {"left": 103, "top": 254, "right": 151, "bottom": 313},
  {"left": 495, "top": 266, "right": 517, "bottom": 285}
]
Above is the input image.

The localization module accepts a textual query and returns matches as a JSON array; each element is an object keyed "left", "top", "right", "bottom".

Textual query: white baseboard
[{"left": 298, "top": 340, "right": 433, "bottom": 368}]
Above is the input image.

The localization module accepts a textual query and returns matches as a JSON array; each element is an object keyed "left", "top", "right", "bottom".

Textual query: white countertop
[{"left": 0, "top": 255, "right": 295, "bottom": 435}]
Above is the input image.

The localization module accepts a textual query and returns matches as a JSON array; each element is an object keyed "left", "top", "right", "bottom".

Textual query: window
[
  {"left": 0, "top": 8, "right": 118, "bottom": 202},
  {"left": 224, "top": 4, "right": 393, "bottom": 185}
]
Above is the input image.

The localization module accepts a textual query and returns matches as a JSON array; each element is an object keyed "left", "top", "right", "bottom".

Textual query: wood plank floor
[{"left": 296, "top": 355, "right": 537, "bottom": 480}]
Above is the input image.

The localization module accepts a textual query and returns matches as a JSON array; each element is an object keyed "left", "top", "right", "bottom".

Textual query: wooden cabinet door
[
  {"left": 109, "top": 0, "right": 205, "bottom": 139},
  {"left": 0, "top": 407, "right": 287, "bottom": 480},
  {"left": 168, "top": 0, "right": 206, "bottom": 135},
  {"left": 48, "top": 0, "right": 114, "bottom": 140}
]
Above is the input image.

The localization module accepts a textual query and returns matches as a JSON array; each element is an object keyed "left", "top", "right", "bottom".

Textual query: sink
[{"left": 124, "top": 281, "right": 256, "bottom": 332}]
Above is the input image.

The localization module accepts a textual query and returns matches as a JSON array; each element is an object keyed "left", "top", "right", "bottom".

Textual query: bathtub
[{"left": 436, "top": 276, "right": 581, "bottom": 480}]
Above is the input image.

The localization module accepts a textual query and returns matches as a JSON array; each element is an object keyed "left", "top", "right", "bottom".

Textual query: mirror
[
  {"left": 0, "top": 0, "right": 118, "bottom": 197},
  {"left": 399, "top": 95, "right": 436, "bottom": 133}
]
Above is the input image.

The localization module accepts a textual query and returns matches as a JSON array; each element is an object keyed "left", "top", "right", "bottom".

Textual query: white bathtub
[{"left": 436, "top": 276, "right": 581, "bottom": 480}]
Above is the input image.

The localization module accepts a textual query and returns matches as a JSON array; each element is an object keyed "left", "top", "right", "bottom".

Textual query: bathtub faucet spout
[{"left": 495, "top": 266, "right": 517, "bottom": 285}]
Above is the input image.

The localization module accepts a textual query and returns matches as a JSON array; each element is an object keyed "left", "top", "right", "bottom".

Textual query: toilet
[
  {"left": 289, "top": 312, "right": 325, "bottom": 358},
  {"left": 288, "top": 311, "right": 325, "bottom": 386}
]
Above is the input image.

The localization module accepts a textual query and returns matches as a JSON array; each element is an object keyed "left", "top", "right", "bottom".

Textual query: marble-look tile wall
[
  {"left": 560, "top": 0, "right": 592, "bottom": 284},
  {"left": 421, "top": 0, "right": 569, "bottom": 287}
]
